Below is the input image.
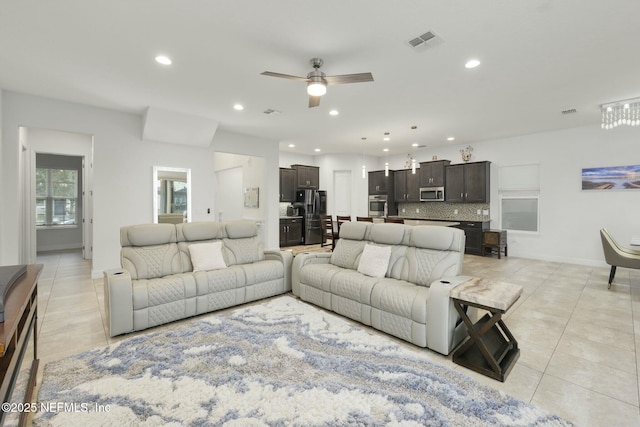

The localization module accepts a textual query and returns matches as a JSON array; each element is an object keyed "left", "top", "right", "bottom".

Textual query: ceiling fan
[{"left": 261, "top": 58, "right": 374, "bottom": 108}]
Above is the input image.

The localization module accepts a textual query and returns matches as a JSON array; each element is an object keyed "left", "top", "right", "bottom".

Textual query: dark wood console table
[
  {"left": 0, "top": 264, "right": 42, "bottom": 427},
  {"left": 450, "top": 277, "right": 522, "bottom": 382}
]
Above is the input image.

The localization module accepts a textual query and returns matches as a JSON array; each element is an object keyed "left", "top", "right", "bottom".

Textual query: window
[
  {"left": 501, "top": 196, "right": 539, "bottom": 232},
  {"left": 36, "top": 168, "right": 78, "bottom": 226},
  {"left": 498, "top": 163, "right": 540, "bottom": 232}
]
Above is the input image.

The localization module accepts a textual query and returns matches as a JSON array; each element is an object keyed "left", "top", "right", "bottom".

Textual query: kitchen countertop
[
  {"left": 404, "top": 219, "right": 460, "bottom": 227},
  {"left": 279, "top": 216, "right": 303, "bottom": 219},
  {"left": 373, "top": 217, "right": 460, "bottom": 226}
]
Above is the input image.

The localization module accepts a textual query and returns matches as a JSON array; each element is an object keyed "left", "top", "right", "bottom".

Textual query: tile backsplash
[{"left": 397, "top": 202, "right": 492, "bottom": 222}]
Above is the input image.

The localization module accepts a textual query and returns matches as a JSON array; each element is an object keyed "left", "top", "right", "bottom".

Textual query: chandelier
[{"left": 601, "top": 97, "right": 640, "bottom": 129}]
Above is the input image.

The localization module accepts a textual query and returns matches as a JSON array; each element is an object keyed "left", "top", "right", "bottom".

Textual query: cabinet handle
[{"left": 461, "top": 193, "right": 463, "bottom": 198}]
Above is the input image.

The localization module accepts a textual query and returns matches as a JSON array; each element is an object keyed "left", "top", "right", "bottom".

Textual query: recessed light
[
  {"left": 155, "top": 55, "right": 172, "bottom": 65},
  {"left": 465, "top": 59, "right": 480, "bottom": 69},
  {"left": 314, "top": 148, "right": 321, "bottom": 152},
  {"left": 233, "top": 104, "right": 244, "bottom": 111},
  {"left": 329, "top": 110, "right": 339, "bottom": 116},
  {"left": 447, "top": 137, "right": 455, "bottom": 141},
  {"left": 288, "top": 144, "right": 295, "bottom": 148},
  {"left": 383, "top": 137, "right": 390, "bottom": 141},
  {"left": 411, "top": 143, "right": 419, "bottom": 147},
  {"left": 383, "top": 148, "right": 389, "bottom": 152}
]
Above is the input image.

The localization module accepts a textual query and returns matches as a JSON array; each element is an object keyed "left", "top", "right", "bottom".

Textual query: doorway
[{"left": 22, "top": 127, "right": 94, "bottom": 262}]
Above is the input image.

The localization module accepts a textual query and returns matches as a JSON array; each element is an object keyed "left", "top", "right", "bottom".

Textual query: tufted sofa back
[
  {"left": 120, "top": 223, "right": 181, "bottom": 280},
  {"left": 120, "top": 220, "right": 263, "bottom": 278},
  {"left": 330, "top": 222, "right": 465, "bottom": 287}
]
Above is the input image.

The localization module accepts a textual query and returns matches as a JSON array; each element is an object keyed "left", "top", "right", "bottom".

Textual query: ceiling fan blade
[
  {"left": 308, "top": 95, "right": 321, "bottom": 108},
  {"left": 261, "top": 71, "right": 308, "bottom": 82},
  {"left": 324, "top": 72, "right": 374, "bottom": 85}
]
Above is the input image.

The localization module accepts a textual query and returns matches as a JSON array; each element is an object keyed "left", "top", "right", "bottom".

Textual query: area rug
[{"left": 34, "top": 296, "right": 572, "bottom": 427}]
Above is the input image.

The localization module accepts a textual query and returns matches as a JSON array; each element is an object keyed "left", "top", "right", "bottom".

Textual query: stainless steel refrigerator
[{"left": 294, "top": 189, "right": 326, "bottom": 244}]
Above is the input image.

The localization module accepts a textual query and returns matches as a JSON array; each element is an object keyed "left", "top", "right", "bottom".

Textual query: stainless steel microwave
[
  {"left": 419, "top": 186, "right": 445, "bottom": 202},
  {"left": 368, "top": 195, "right": 387, "bottom": 217}
]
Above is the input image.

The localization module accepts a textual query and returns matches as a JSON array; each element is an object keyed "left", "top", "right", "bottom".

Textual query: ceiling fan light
[{"left": 307, "top": 82, "right": 327, "bottom": 96}]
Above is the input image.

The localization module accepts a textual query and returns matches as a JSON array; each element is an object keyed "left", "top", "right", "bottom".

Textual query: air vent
[
  {"left": 263, "top": 109, "right": 281, "bottom": 115},
  {"left": 561, "top": 108, "right": 577, "bottom": 115},
  {"left": 408, "top": 30, "right": 443, "bottom": 50}
]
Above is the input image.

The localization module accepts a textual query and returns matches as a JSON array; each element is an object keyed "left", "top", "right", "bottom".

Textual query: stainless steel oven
[
  {"left": 368, "top": 195, "right": 387, "bottom": 217},
  {"left": 419, "top": 186, "right": 445, "bottom": 202}
]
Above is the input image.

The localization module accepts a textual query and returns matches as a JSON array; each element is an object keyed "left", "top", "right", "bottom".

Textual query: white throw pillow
[
  {"left": 357, "top": 244, "right": 391, "bottom": 278},
  {"left": 189, "top": 241, "right": 227, "bottom": 272}
]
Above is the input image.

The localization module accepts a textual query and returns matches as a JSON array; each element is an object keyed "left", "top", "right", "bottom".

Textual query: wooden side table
[
  {"left": 0, "top": 264, "right": 42, "bottom": 427},
  {"left": 482, "top": 229, "right": 507, "bottom": 259},
  {"left": 450, "top": 277, "right": 522, "bottom": 382}
]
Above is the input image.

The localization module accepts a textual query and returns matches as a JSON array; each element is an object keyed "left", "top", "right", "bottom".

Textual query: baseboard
[
  {"left": 506, "top": 251, "right": 608, "bottom": 268},
  {"left": 37, "top": 243, "right": 82, "bottom": 252}
]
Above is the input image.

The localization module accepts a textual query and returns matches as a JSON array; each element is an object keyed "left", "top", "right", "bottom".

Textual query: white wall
[
  {"left": 1, "top": 91, "right": 281, "bottom": 278},
  {"left": 279, "top": 152, "right": 313, "bottom": 169},
  {"left": 214, "top": 152, "right": 266, "bottom": 221}
]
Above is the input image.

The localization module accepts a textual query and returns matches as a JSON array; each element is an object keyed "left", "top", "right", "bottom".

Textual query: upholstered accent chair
[{"left": 600, "top": 228, "right": 640, "bottom": 289}]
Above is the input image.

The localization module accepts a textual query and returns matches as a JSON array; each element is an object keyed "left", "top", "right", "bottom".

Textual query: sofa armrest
[
  {"left": 426, "top": 275, "right": 477, "bottom": 355},
  {"left": 291, "top": 252, "right": 332, "bottom": 296},
  {"left": 103, "top": 268, "right": 134, "bottom": 337},
  {"left": 265, "top": 250, "right": 294, "bottom": 291}
]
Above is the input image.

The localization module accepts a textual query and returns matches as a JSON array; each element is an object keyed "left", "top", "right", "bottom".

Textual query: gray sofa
[
  {"left": 104, "top": 220, "right": 293, "bottom": 337},
  {"left": 292, "top": 221, "right": 474, "bottom": 355}
]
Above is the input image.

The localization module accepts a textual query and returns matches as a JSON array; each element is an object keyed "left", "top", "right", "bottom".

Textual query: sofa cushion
[
  {"left": 330, "top": 239, "right": 366, "bottom": 270},
  {"left": 177, "top": 222, "right": 223, "bottom": 242},
  {"left": 121, "top": 243, "right": 182, "bottom": 280},
  {"left": 410, "top": 225, "right": 465, "bottom": 252},
  {"left": 338, "top": 221, "right": 370, "bottom": 240},
  {"left": 400, "top": 247, "right": 453, "bottom": 286},
  {"left": 240, "top": 260, "right": 284, "bottom": 285},
  {"left": 223, "top": 236, "right": 265, "bottom": 265},
  {"left": 299, "top": 263, "right": 343, "bottom": 292},
  {"left": 330, "top": 269, "right": 380, "bottom": 305},
  {"left": 132, "top": 273, "right": 196, "bottom": 310},
  {"left": 121, "top": 223, "right": 176, "bottom": 247},
  {"left": 225, "top": 221, "right": 258, "bottom": 239},
  {"left": 369, "top": 223, "right": 410, "bottom": 245},
  {"left": 189, "top": 241, "right": 227, "bottom": 272},
  {"left": 357, "top": 244, "right": 391, "bottom": 278}
]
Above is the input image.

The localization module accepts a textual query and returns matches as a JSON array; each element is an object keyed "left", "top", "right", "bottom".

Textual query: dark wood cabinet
[
  {"left": 368, "top": 170, "right": 394, "bottom": 195},
  {"left": 279, "top": 168, "right": 296, "bottom": 202},
  {"left": 454, "top": 221, "right": 490, "bottom": 255},
  {"left": 292, "top": 164, "right": 319, "bottom": 189},
  {"left": 419, "top": 160, "right": 450, "bottom": 187},
  {"left": 445, "top": 161, "right": 490, "bottom": 203},
  {"left": 394, "top": 169, "right": 420, "bottom": 202},
  {"left": 279, "top": 218, "right": 303, "bottom": 246}
]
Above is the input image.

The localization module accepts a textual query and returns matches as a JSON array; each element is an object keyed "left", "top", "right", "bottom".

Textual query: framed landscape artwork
[{"left": 582, "top": 165, "right": 640, "bottom": 190}]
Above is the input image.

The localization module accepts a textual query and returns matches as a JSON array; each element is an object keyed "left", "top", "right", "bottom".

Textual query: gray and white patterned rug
[{"left": 34, "top": 295, "right": 572, "bottom": 426}]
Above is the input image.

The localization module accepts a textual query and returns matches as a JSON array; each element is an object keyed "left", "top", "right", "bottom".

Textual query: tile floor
[{"left": 34, "top": 248, "right": 640, "bottom": 426}]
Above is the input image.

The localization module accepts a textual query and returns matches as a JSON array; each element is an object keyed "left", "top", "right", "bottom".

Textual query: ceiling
[{"left": 1, "top": 1, "right": 639, "bottom": 157}]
